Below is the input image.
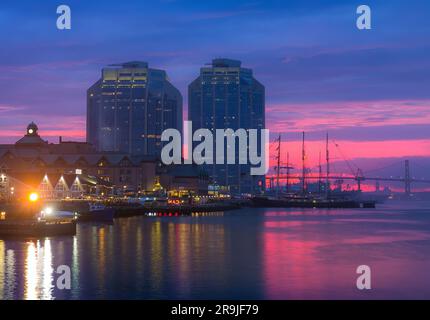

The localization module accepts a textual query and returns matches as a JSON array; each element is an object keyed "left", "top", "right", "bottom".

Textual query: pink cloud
[
  {"left": 266, "top": 99, "right": 430, "bottom": 132},
  {"left": 0, "top": 115, "right": 86, "bottom": 143},
  {"left": 267, "top": 139, "right": 430, "bottom": 169}
]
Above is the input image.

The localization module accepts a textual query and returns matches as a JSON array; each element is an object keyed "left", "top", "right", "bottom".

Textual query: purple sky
[{"left": 0, "top": 0, "right": 429, "bottom": 185}]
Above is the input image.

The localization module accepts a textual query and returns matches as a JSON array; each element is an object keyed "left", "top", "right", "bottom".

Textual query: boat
[
  {"left": 0, "top": 216, "right": 77, "bottom": 237},
  {"left": 323, "top": 188, "right": 391, "bottom": 204},
  {"left": 0, "top": 195, "right": 77, "bottom": 237},
  {"left": 77, "top": 202, "right": 115, "bottom": 222},
  {"left": 258, "top": 132, "right": 376, "bottom": 209},
  {"left": 251, "top": 195, "right": 376, "bottom": 208}
]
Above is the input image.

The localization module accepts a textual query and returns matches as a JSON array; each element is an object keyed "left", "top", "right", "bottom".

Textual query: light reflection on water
[
  {"left": 0, "top": 200, "right": 430, "bottom": 300},
  {"left": 24, "top": 240, "right": 54, "bottom": 300}
]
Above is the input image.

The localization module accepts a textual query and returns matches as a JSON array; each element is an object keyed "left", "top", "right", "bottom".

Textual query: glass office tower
[
  {"left": 87, "top": 61, "right": 182, "bottom": 157},
  {"left": 188, "top": 58, "right": 265, "bottom": 195}
]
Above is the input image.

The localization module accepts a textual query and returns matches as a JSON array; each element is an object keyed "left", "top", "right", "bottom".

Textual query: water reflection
[
  {"left": 24, "top": 242, "right": 37, "bottom": 300},
  {"left": 0, "top": 202, "right": 430, "bottom": 299},
  {"left": 150, "top": 221, "right": 162, "bottom": 293},
  {"left": 71, "top": 236, "right": 79, "bottom": 299},
  {"left": 6, "top": 251, "right": 16, "bottom": 299},
  {"left": 42, "top": 240, "right": 53, "bottom": 300},
  {"left": 261, "top": 207, "right": 430, "bottom": 299},
  {"left": 24, "top": 240, "right": 53, "bottom": 300},
  {"left": 262, "top": 218, "right": 329, "bottom": 299},
  {"left": 0, "top": 240, "right": 4, "bottom": 299}
]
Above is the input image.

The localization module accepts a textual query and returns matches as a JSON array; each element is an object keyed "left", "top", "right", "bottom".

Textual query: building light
[
  {"left": 29, "top": 192, "right": 39, "bottom": 202},
  {"left": 76, "top": 169, "right": 82, "bottom": 175}
]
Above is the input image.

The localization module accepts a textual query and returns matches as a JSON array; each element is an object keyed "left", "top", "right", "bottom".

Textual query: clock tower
[
  {"left": 15, "top": 122, "right": 47, "bottom": 146},
  {"left": 26, "top": 122, "right": 39, "bottom": 136}
]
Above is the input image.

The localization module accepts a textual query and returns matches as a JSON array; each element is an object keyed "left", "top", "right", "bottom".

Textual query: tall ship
[{"left": 251, "top": 132, "right": 376, "bottom": 209}]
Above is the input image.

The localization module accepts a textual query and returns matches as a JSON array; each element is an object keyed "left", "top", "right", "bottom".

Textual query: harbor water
[{"left": 0, "top": 200, "right": 430, "bottom": 300}]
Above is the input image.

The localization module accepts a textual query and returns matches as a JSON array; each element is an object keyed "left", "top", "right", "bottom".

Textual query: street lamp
[{"left": 29, "top": 192, "right": 39, "bottom": 202}]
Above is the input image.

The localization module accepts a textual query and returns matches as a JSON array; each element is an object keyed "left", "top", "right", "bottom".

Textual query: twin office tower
[{"left": 87, "top": 59, "right": 265, "bottom": 194}]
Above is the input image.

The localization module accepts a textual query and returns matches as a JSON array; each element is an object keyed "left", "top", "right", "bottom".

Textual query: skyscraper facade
[
  {"left": 188, "top": 58, "right": 265, "bottom": 195},
  {"left": 87, "top": 61, "right": 182, "bottom": 157}
]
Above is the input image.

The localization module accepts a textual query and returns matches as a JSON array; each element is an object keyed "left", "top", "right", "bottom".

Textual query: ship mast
[
  {"left": 276, "top": 134, "right": 281, "bottom": 199},
  {"left": 302, "top": 131, "right": 306, "bottom": 195},
  {"left": 325, "top": 132, "right": 330, "bottom": 199},
  {"left": 318, "top": 151, "right": 322, "bottom": 194},
  {"left": 286, "top": 152, "right": 290, "bottom": 193}
]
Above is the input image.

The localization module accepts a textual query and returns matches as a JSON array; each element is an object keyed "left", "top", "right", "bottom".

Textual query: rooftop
[
  {"left": 108, "top": 61, "right": 149, "bottom": 69},
  {"left": 212, "top": 58, "right": 242, "bottom": 68}
]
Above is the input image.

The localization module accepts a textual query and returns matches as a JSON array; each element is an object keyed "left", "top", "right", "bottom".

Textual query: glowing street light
[{"left": 29, "top": 192, "right": 39, "bottom": 202}]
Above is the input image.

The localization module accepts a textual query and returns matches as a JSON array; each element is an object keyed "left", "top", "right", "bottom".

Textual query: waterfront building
[
  {"left": 0, "top": 123, "right": 208, "bottom": 201},
  {"left": 0, "top": 123, "right": 157, "bottom": 200},
  {"left": 158, "top": 164, "right": 209, "bottom": 198},
  {"left": 87, "top": 61, "right": 182, "bottom": 156},
  {"left": 188, "top": 58, "right": 265, "bottom": 195}
]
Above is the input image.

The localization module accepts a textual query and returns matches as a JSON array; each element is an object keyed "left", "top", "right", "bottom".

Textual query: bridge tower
[
  {"left": 356, "top": 169, "right": 365, "bottom": 192},
  {"left": 405, "top": 160, "right": 411, "bottom": 196}
]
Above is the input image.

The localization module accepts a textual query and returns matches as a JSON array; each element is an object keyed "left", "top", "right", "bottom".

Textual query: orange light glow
[{"left": 29, "top": 192, "right": 39, "bottom": 202}]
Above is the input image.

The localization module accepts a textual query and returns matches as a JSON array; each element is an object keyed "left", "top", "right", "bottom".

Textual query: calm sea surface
[{"left": 1, "top": 200, "right": 430, "bottom": 300}]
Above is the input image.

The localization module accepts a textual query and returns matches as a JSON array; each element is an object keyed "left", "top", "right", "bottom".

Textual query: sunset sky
[{"left": 0, "top": 0, "right": 429, "bottom": 184}]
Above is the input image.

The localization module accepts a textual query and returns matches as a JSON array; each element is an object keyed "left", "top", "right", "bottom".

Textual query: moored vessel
[
  {"left": 77, "top": 202, "right": 115, "bottom": 222},
  {"left": 0, "top": 217, "right": 77, "bottom": 237},
  {"left": 251, "top": 195, "right": 376, "bottom": 208},
  {"left": 0, "top": 192, "right": 78, "bottom": 237}
]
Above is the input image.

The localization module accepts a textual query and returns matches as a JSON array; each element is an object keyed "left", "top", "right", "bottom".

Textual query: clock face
[{"left": 28, "top": 129, "right": 34, "bottom": 134}]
